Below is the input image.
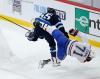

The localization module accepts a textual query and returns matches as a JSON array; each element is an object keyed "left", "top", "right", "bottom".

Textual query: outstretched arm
[{"left": 77, "top": 31, "right": 89, "bottom": 45}]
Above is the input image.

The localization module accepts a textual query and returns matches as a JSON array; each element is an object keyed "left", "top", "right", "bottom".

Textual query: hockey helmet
[{"left": 47, "top": 8, "right": 56, "bottom": 14}]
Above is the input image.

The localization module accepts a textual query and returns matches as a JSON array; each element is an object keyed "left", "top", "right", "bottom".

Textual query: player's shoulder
[
  {"left": 39, "top": 13, "right": 45, "bottom": 17},
  {"left": 53, "top": 14, "right": 61, "bottom": 21}
]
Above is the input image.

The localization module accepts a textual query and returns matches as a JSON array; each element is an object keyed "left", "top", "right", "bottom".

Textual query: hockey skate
[
  {"left": 38, "top": 57, "right": 61, "bottom": 69},
  {"left": 51, "top": 57, "right": 61, "bottom": 67},
  {"left": 38, "top": 59, "right": 51, "bottom": 68}
]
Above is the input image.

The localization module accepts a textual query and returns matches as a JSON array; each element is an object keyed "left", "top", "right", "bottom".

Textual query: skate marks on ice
[{"left": 0, "top": 50, "right": 100, "bottom": 79}]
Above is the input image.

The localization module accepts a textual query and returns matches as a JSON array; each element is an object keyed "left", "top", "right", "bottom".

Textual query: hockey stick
[{"left": 0, "top": 16, "right": 31, "bottom": 31}]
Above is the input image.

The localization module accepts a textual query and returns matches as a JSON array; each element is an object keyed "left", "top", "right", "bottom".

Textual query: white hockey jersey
[{"left": 67, "top": 32, "right": 95, "bottom": 63}]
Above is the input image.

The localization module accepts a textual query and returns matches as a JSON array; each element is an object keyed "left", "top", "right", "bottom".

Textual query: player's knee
[
  {"left": 57, "top": 47, "right": 67, "bottom": 60},
  {"left": 50, "top": 46, "right": 56, "bottom": 57}
]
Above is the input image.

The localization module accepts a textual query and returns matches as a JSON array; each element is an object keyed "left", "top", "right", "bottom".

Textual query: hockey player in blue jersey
[
  {"left": 38, "top": 7, "right": 69, "bottom": 38},
  {"left": 33, "top": 19, "right": 95, "bottom": 65},
  {"left": 26, "top": 8, "right": 69, "bottom": 68}
]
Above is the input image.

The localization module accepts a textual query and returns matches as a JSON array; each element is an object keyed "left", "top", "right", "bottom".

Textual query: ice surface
[{"left": 0, "top": 20, "right": 100, "bottom": 79}]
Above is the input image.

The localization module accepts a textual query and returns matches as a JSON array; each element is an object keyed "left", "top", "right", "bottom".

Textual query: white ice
[{"left": 0, "top": 20, "right": 100, "bottom": 79}]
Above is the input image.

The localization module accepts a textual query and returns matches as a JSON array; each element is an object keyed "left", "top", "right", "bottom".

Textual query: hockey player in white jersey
[
  {"left": 68, "top": 28, "right": 95, "bottom": 62},
  {"left": 33, "top": 20, "right": 95, "bottom": 65}
]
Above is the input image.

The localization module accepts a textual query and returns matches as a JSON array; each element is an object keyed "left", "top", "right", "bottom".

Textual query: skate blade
[{"left": 38, "top": 60, "right": 44, "bottom": 69}]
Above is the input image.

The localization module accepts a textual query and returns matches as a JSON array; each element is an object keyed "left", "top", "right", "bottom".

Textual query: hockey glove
[{"left": 69, "top": 28, "right": 79, "bottom": 36}]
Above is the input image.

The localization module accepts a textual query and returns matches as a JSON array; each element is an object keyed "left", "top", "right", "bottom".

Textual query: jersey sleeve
[{"left": 77, "top": 31, "right": 89, "bottom": 45}]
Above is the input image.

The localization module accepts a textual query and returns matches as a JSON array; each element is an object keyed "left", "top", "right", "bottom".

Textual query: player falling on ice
[
  {"left": 26, "top": 8, "right": 69, "bottom": 68},
  {"left": 33, "top": 20, "right": 95, "bottom": 68}
]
